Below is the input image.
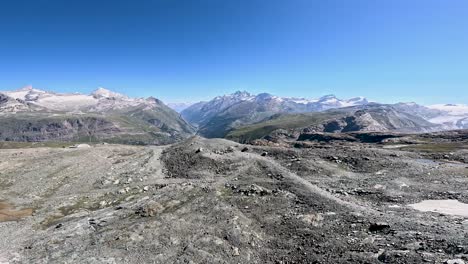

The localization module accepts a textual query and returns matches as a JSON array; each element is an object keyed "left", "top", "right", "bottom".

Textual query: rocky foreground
[{"left": 0, "top": 135, "right": 467, "bottom": 263}]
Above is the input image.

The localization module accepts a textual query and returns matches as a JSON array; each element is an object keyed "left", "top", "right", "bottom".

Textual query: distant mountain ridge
[
  {"left": 181, "top": 91, "right": 370, "bottom": 137},
  {"left": 0, "top": 86, "right": 195, "bottom": 144}
]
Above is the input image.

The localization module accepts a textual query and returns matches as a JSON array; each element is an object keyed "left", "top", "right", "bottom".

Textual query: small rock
[
  {"left": 102, "top": 179, "right": 112, "bottom": 185},
  {"left": 241, "top": 147, "right": 249, "bottom": 152},
  {"left": 227, "top": 146, "right": 236, "bottom": 152},
  {"left": 369, "top": 222, "right": 391, "bottom": 232},
  {"left": 232, "top": 246, "right": 240, "bottom": 256},
  {"left": 136, "top": 201, "right": 164, "bottom": 217},
  {"left": 69, "top": 144, "right": 91, "bottom": 149},
  {"left": 143, "top": 186, "right": 149, "bottom": 192},
  {"left": 196, "top": 148, "right": 203, "bottom": 153},
  {"left": 261, "top": 152, "right": 268, "bottom": 156},
  {"left": 373, "top": 184, "right": 385, "bottom": 189}
]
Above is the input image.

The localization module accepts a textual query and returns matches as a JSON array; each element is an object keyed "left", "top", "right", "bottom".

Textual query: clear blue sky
[{"left": 1, "top": 0, "right": 467, "bottom": 104}]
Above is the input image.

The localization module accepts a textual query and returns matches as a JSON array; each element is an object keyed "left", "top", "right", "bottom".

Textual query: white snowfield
[
  {"left": 409, "top": 199, "right": 468, "bottom": 217},
  {"left": 35, "top": 94, "right": 98, "bottom": 111},
  {"left": 428, "top": 104, "right": 468, "bottom": 115},
  {"left": 427, "top": 104, "right": 468, "bottom": 129}
]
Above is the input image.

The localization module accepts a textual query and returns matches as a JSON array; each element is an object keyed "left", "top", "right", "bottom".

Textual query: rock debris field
[{"left": 0, "top": 134, "right": 467, "bottom": 263}]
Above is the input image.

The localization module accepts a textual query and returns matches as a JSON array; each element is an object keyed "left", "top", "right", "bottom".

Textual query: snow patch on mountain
[
  {"left": 39, "top": 94, "right": 98, "bottom": 111},
  {"left": 428, "top": 104, "right": 468, "bottom": 115}
]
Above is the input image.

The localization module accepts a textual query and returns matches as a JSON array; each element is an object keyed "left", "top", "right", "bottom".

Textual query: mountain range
[
  {"left": 1, "top": 87, "right": 467, "bottom": 144},
  {"left": 180, "top": 91, "right": 468, "bottom": 138},
  {"left": 0, "top": 86, "right": 194, "bottom": 144}
]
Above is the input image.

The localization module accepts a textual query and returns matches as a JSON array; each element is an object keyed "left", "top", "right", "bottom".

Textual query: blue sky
[{"left": 0, "top": 0, "right": 467, "bottom": 104}]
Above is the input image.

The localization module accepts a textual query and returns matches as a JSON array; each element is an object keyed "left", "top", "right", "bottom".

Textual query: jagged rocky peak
[
  {"left": 91, "top": 87, "right": 127, "bottom": 99},
  {"left": 232, "top": 90, "right": 252, "bottom": 98}
]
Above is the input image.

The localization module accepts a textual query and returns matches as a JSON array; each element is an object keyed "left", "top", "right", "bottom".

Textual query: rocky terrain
[{"left": 0, "top": 130, "right": 467, "bottom": 263}]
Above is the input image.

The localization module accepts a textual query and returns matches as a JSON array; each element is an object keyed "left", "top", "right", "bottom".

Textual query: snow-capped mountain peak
[
  {"left": 4, "top": 86, "right": 48, "bottom": 101},
  {"left": 181, "top": 91, "right": 371, "bottom": 129}
]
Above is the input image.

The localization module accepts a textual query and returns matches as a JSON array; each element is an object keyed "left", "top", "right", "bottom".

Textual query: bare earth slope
[{"left": 0, "top": 135, "right": 467, "bottom": 263}]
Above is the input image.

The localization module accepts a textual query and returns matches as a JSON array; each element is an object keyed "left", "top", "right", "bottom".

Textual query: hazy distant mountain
[
  {"left": 181, "top": 91, "right": 370, "bottom": 137},
  {"left": 0, "top": 86, "right": 195, "bottom": 144},
  {"left": 166, "top": 102, "right": 194, "bottom": 113}
]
